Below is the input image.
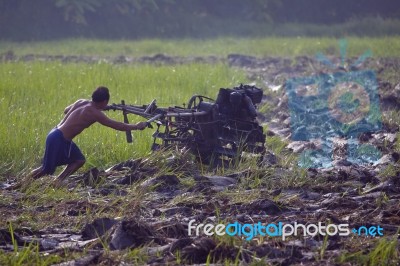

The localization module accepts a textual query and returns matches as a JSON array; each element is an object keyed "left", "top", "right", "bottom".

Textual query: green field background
[
  {"left": 2, "top": 37, "right": 400, "bottom": 57},
  {"left": 0, "top": 62, "right": 247, "bottom": 176}
]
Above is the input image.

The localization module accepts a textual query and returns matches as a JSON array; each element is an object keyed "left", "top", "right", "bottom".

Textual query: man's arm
[{"left": 94, "top": 110, "right": 147, "bottom": 131}]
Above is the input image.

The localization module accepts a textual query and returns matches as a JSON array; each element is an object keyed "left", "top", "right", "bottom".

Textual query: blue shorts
[{"left": 41, "top": 128, "right": 85, "bottom": 175}]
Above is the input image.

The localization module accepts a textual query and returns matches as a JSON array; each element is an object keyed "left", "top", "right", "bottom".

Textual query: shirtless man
[{"left": 30, "top": 86, "right": 147, "bottom": 182}]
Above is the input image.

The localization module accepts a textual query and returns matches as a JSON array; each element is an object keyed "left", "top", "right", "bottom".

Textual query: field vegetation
[
  {"left": 0, "top": 36, "right": 399, "bottom": 265},
  {"left": 1, "top": 37, "right": 400, "bottom": 57},
  {"left": 3, "top": 36, "right": 399, "bottom": 177}
]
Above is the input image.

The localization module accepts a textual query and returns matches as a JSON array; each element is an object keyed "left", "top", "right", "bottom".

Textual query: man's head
[{"left": 92, "top": 86, "right": 110, "bottom": 108}]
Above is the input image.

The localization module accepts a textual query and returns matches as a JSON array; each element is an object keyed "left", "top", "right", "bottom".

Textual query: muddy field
[{"left": 1, "top": 53, "right": 399, "bottom": 265}]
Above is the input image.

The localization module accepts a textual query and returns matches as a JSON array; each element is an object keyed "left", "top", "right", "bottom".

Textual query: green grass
[
  {"left": 0, "top": 61, "right": 247, "bottom": 176},
  {"left": 1, "top": 37, "right": 400, "bottom": 58},
  {"left": 338, "top": 235, "right": 399, "bottom": 266}
]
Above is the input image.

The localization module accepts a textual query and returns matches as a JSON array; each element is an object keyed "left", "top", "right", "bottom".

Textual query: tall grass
[
  {"left": 0, "top": 62, "right": 247, "bottom": 176},
  {"left": 1, "top": 37, "right": 400, "bottom": 57}
]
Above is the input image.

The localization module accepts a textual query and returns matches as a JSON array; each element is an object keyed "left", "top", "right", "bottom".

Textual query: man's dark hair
[{"left": 92, "top": 86, "right": 110, "bottom": 103}]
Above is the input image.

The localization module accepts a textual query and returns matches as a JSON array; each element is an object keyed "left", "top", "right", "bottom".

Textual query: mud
[{"left": 1, "top": 53, "right": 399, "bottom": 265}]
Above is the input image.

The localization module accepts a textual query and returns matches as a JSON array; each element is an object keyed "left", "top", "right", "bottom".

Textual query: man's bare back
[{"left": 57, "top": 99, "right": 96, "bottom": 140}]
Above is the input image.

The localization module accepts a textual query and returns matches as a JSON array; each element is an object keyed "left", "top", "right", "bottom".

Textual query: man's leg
[
  {"left": 56, "top": 160, "right": 85, "bottom": 180},
  {"left": 30, "top": 166, "right": 46, "bottom": 179},
  {"left": 6, "top": 166, "right": 46, "bottom": 191}
]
